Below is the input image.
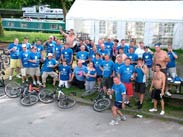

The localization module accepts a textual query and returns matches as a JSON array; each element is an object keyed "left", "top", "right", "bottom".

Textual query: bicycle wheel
[
  {"left": 57, "top": 96, "right": 76, "bottom": 109},
  {"left": 4, "top": 82, "right": 21, "bottom": 98},
  {"left": 20, "top": 95, "right": 39, "bottom": 106},
  {"left": 93, "top": 98, "right": 111, "bottom": 112},
  {"left": 38, "top": 89, "right": 55, "bottom": 104}
]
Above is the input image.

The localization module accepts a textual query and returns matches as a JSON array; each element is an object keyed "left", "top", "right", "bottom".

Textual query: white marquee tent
[{"left": 66, "top": 0, "right": 183, "bottom": 49}]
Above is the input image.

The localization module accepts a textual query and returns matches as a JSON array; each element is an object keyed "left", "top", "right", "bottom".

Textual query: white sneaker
[
  {"left": 37, "top": 81, "right": 42, "bottom": 86},
  {"left": 9, "top": 76, "right": 12, "bottom": 81},
  {"left": 160, "top": 110, "right": 165, "bottom": 115},
  {"left": 16, "top": 74, "right": 21, "bottom": 78},
  {"left": 109, "top": 120, "right": 119, "bottom": 126},
  {"left": 165, "top": 91, "right": 172, "bottom": 96},
  {"left": 149, "top": 108, "right": 158, "bottom": 112},
  {"left": 33, "top": 81, "right": 36, "bottom": 85}
]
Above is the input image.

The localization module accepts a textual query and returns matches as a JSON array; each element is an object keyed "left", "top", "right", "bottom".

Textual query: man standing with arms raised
[{"left": 60, "top": 27, "right": 75, "bottom": 48}]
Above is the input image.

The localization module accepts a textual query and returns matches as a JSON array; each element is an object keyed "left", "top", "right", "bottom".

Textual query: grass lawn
[{"left": 0, "top": 31, "right": 63, "bottom": 43}]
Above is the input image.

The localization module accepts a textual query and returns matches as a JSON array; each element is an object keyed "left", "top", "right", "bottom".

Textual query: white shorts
[
  {"left": 21, "top": 68, "right": 28, "bottom": 76},
  {"left": 59, "top": 80, "right": 70, "bottom": 88}
]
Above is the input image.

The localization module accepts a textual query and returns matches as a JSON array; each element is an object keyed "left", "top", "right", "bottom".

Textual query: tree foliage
[
  {"left": 0, "top": 0, "right": 74, "bottom": 20},
  {"left": 0, "top": 0, "right": 74, "bottom": 10}
]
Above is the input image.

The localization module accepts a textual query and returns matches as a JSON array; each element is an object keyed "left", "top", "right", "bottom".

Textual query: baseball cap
[
  {"left": 154, "top": 43, "right": 161, "bottom": 47},
  {"left": 47, "top": 53, "right": 53, "bottom": 57},
  {"left": 22, "top": 44, "right": 26, "bottom": 48}
]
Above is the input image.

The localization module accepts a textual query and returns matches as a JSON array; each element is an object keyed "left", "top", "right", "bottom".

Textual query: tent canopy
[{"left": 67, "top": 0, "right": 183, "bottom": 22}]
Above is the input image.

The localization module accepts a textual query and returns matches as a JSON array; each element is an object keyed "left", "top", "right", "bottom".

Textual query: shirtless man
[
  {"left": 149, "top": 64, "right": 166, "bottom": 115},
  {"left": 153, "top": 43, "right": 169, "bottom": 70},
  {"left": 60, "top": 27, "right": 75, "bottom": 48},
  {"left": 153, "top": 43, "right": 170, "bottom": 96}
]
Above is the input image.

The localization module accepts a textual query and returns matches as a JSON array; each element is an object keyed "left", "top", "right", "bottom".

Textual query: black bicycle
[
  {"left": 93, "top": 88, "right": 112, "bottom": 112},
  {"left": 20, "top": 83, "right": 39, "bottom": 106},
  {"left": 4, "top": 81, "right": 22, "bottom": 98},
  {"left": 38, "top": 86, "right": 76, "bottom": 109},
  {"left": 4, "top": 82, "right": 39, "bottom": 106},
  {"left": 0, "top": 49, "right": 10, "bottom": 68}
]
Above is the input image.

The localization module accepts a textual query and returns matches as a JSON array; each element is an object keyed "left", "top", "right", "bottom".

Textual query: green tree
[
  {"left": 0, "top": 0, "right": 75, "bottom": 20},
  {"left": 61, "top": 0, "right": 75, "bottom": 20}
]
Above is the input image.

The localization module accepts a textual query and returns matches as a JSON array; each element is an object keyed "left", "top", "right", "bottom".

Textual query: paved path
[{"left": 0, "top": 96, "right": 183, "bottom": 137}]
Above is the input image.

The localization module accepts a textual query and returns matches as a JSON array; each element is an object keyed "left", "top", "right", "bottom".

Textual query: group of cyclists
[{"left": 7, "top": 28, "right": 178, "bottom": 125}]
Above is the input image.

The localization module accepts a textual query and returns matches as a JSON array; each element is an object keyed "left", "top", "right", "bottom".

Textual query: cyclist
[{"left": 108, "top": 76, "right": 126, "bottom": 125}]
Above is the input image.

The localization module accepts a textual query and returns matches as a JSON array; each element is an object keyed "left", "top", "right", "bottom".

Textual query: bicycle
[
  {"left": 0, "top": 49, "right": 7, "bottom": 88},
  {"left": 93, "top": 87, "right": 112, "bottom": 112},
  {"left": 0, "top": 49, "right": 10, "bottom": 68},
  {"left": 20, "top": 83, "right": 39, "bottom": 106},
  {"left": 0, "top": 67, "right": 5, "bottom": 96},
  {"left": 4, "top": 82, "right": 39, "bottom": 106},
  {"left": 4, "top": 81, "right": 22, "bottom": 98},
  {"left": 38, "top": 86, "right": 76, "bottom": 109}
]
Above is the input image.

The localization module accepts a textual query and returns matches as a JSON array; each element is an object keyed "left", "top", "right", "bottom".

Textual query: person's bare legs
[
  {"left": 153, "top": 99, "right": 158, "bottom": 109},
  {"left": 10, "top": 68, "right": 14, "bottom": 76},
  {"left": 16, "top": 67, "right": 20, "bottom": 75},
  {"left": 139, "top": 94, "right": 144, "bottom": 104},
  {"left": 160, "top": 100, "right": 165, "bottom": 111}
]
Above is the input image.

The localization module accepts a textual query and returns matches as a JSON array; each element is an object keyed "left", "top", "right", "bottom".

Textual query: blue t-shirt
[
  {"left": 118, "top": 64, "right": 135, "bottom": 83},
  {"left": 100, "top": 60, "right": 114, "bottom": 78},
  {"left": 24, "top": 43, "right": 31, "bottom": 51},
  {"left": 128, "top": 46, "right": 137, "bottom": 52},
  {"left": 42, "top": 58, "right": 58, "bottom": 72},
  {"left": 104, "top": 41, "right": 113, "bottom": 57},
  {"left": 92, "top": 58, "right": 103, "bottom": 76},
  {"left": 36, "top": 45, "right": 44, "bottom": 55},
  {"left": 59, "top": 65, "right": 71, "bottom": 80},
  {"left": 55, "top": 44, "right": 63, "bottom": 60},
  {"left": 73, "top": 65, "right": 87, "bottom": 81},
  {"left": 45, "top": 41, "right": 56, "bottom": 54},
  {"left": 135, "top": 65, "right": 146, "bottom": 83},
  {"left": 167, "top": 52, "right": 177, "bottom": 68},
  {"left": 61, "top": 48, "right": 73, "bottom": 64},
  {"left": 89, "top": 50, "right": 97, "bottom": 60},
  {"left": 85, "top": 68, "right": 96, "bottom": 81},
  {"left": 98, "top": 49, "right": 110, "bottom": 57},
  {"left": 19, "top": 50, "right": 30, "bottom": 68},
  {"left": 76, "top": 51, "right": 89, "bottom": 65},
  {"left": 117, "top": 45, "right": 129, "bottom": 54},
  {"left": 114, "top": 62, "right": 124, "bottom": 76},
  {"left": 87, "top": 44, "right": 93, "bottom": 52},
  {"left": 28, "top": 52, "right": 41, "bottom": 68},
  {"left": 8, "top": 43, "right": 22, "bottom": 59},
  {"left": 126, "top": 53, "right": 138, "bottom": 65},
  {"left": 112, "top": 83, "right": 126, "bottom": 102},
  {"left": 142, "top": 52, "right": 153, "bottom": 68}
]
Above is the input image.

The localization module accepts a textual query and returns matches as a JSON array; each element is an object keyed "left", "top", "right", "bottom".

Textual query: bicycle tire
[
  {"left": 93, "top": 98, "right": 111, "bottom": 112},
  {"left": 4, "top": 82, "right": 21, "bottom": 98},
  {"left": 20, "top": 95, "right": 39, "bottom": 106},
  {"left": 4, "top": 56, "right": 10, "bottom": 66},
  {"left": 38, "top": 89, "right": 55, "bottom": 104},
  {"left": 57, "top": 96, "right": 76, "bottom": 109}
]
